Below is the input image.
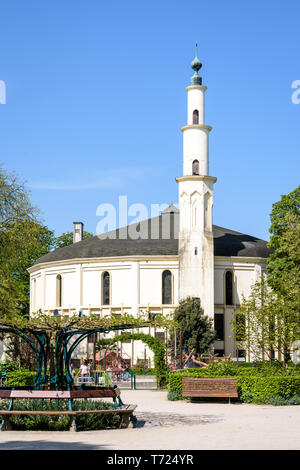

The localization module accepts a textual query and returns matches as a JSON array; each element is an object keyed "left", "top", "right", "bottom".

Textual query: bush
[
  {"left": 167, "top": 390, "right": 181, "bottom": 401},
  {"left": 0, "top": 359, "right": 20, "bottom": 372},
  {"left": 6, "top": 369, "right": 36, "bottom": 387},
  {"left": 0, "top": 399, "right": 120, "bottom": 431},
  {"left": 268, "top": 395, "right": 300, "bottom": 406}
]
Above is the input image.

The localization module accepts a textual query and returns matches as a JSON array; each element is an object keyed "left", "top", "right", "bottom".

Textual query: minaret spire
[{"left": 191, "top": 42, "right": 202, "bottom": 86}]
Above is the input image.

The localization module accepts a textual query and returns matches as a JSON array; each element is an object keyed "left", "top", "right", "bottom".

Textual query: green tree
[
  {"left": 174, "top": 297, "right": 216, "bottom": 356},
  {"left": 233, "top": 277, "right": 300, "bottom": 365},
  {"left": 0, "top": 167, "right": 55, "bottom": 317},
  {"left": 267, "top": 185, "right": 300, "bottom": 294},
  {"left": 12, "top": 222, "right": 55, "bottom": 315},
  {"left": 54, "top": 230, "right": 93, "bottom": 249},
  {"left": 265, "top": 186, "right": 300, "bottom": 362},
  {"left": 0, "top": 167, "right": 55, "bottom": 364},
  {"left": 0, "top": 167, "right": 38, "bottom": 231}
]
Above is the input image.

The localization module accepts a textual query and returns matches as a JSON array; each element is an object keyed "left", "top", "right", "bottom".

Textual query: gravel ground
[{"left": 0, "top": 390, "right": 299, "bottom": 450}]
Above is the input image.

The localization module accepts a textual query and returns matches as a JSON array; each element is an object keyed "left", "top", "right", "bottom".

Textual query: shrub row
[
  {"left": 167, "top": 371, "right": 300, "bottom": 404},
  {"left": 0, "top": 398, "right": 120, "bottom": 431}
]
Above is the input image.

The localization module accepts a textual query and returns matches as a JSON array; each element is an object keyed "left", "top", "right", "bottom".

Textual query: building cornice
[
  {"left": 28, "top": 255, "right": 179, "bottom": 274},
  {"left": 28, "top": 253, "right": 267, "bottom": 275}
]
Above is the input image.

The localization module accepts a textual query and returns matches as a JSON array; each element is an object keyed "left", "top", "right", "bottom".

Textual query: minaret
[{"left": 176, "top": 45, "right": 217, "bottom": 319}]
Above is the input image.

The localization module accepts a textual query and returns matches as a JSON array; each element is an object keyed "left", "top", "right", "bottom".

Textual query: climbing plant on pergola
[
  {"left": 0, "top": 311, "right": 175, "bottom": 390},
  {"left": 109, "top": 332, "right": 168, "bottom": 388}
]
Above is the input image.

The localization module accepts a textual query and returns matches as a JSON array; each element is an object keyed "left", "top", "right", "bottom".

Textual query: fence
[
  {"left": 74, "top": 370, "right": 157, "bottom": 390},
  {"left": 74, "top": 370, "right": 135, "bottom": 389}
]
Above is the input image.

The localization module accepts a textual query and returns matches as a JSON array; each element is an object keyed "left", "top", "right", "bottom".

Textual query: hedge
[
  {"left": 167, "top": 371, "right": 300, "bottom": 404},
  {"left": 238, "top": 376, "right": 300, "bottom": 404}
]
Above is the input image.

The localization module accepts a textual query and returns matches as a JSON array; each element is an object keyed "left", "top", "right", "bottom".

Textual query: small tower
[{"left": 176, "top": 45, "right": 217, "bottom": 319}]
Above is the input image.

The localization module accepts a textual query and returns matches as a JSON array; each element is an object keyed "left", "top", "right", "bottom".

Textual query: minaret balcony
[{"left": 181, "top": 124, "right": 212, "bottom": 132}]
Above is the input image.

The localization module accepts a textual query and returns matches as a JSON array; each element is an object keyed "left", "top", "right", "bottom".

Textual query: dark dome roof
[{"left": 34, "top": 212, "right": 270, "bottom": 266}]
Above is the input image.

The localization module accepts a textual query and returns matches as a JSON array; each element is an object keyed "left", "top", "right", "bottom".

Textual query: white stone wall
[{"left": 28, "top": 255, "right": 266, "bottom": 364}]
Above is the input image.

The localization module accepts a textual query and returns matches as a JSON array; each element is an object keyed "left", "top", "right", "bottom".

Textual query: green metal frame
[
  {"left": 0, "top": 323, "right": 49, "bottom": 389},
  {"left": 0, "top": 313, "right": 156, "bottom": 391}
]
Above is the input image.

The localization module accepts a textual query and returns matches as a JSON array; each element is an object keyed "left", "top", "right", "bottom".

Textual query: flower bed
[{"left": 0, "top": 398, "right": 120, "bottom": 431}]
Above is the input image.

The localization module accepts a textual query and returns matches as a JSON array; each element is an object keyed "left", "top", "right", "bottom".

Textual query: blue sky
[{"left": 0, "top": 0, "right": 299, "bottom": 241}]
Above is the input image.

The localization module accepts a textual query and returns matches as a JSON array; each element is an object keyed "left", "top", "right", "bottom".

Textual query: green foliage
[
  {"left": 54, "top": 230, "right": 94, "bottom": 249},
  {"left": 268, "top": 395, "right": 300, "bottom": 406},
  {"left": 167, "top": 390, "right": 181, "bottom": 401},
  {"left": 6, "top": 369, "right": 36, "bottom": 386},
  {"left": 111, "top": 332, "right": 168, "bottom": 388},
  {"left": 238, "top": 376, "right": 300, "bottom": 404},
  {"left": 266, "top": 187, "right": 300, "bottom": 362},
  {"left": 0, "top": 359, "right": 20, "bottom": 372},
  {"left": 232, "top": 276, "right": 300, "bottom": 364},
  {"left": 173, "top": 297, "right": 216, "bottom": 355},
  {"left": 0, "top": 166, "right": 55, "bottom": 319},
  {"left": 0, "top": 399, "right": 119, "bottom": 431},
  {"left": 167, "top": 361, "right": 300, "bottom": 403},
  {"left": 267, "top": 185, "right": 300, "bottom": 293},
  {"left": 73, "top": 399, "right": 120, "bottom": 431}
]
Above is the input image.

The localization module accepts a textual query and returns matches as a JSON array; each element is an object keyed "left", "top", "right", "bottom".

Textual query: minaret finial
[{"left": 191, "top": 43, "right": 202, "bottom": 86}]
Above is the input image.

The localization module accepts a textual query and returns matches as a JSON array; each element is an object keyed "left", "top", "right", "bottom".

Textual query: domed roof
[{"left": 33, "top": 210, "right": 270, "bottom": 266}]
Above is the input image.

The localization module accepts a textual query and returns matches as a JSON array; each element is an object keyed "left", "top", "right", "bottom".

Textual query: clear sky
[{"left": 0, "top": 0, "right": 299, "bottom": 241}]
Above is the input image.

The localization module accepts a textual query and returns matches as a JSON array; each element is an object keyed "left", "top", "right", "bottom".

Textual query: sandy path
[{"left": 0, "top": 390, "right": 299, "bottom": 450}]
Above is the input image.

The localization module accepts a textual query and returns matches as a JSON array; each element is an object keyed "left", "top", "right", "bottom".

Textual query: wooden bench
[
  {"left": 182, "top": 377, "right": 238, "bottom": 403},
  {"left": 0, "top": 388, "right": 137, "bottom": 431}
]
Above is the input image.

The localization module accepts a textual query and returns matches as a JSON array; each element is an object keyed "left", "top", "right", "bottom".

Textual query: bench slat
[
  {"left": 182, "top": 377, "right": 238, "bottom": 398},
  {"left": 0, "top": 390, "right": 116, "bottom": 399},
  {"left": 0, "top": 405, "right": 137, "bottom": 416}
]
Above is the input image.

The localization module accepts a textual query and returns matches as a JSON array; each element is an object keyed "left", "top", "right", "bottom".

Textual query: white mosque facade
[{"left": 28, "top": 54, "right": 270, "bottom": 366}]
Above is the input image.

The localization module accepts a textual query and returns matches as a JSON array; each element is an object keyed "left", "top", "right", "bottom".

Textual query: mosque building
[{"left": 28, "top": 51, "right": 270, "bottom": 366}]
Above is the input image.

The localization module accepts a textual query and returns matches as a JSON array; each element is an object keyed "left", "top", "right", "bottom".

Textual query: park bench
[
  {"left": 182, "top": 377, "right": 238, "bottom": 403},
  {"left": 0, "top": 387, "right": 137, "bottom": 431}
]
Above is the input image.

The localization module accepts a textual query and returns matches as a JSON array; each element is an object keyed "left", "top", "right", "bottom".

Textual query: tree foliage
[
  {"left": 233, "top": 276, "right": 300, "bottom": 365},
  {"left": 0, "top": 167, "right": 55, "bottom": 319},
  {"left": 267, "top": 185, "right": 300, "bottom": 295},
  {"left": 54, "top": 230, "right": 94, "bottom": 249},
  {"left": 110, "top": 332, "right": 168, "bottom": 387},
  {"left": 174, "top": 297, "right": 216, "bottom": 355}
]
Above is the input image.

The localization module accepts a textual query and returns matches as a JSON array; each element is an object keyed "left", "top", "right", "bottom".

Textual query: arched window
[
  {"left": 192, "top": 159, "right": 199, "bottom": 175},
  {"left": 56, "top": 275, "right": 62, "bottom": 307},
  {"left": 225, "top": 271, "right": 233, "bottom": 305},
  {"left": 162, "top": 270, "right": 172, "bottom": 305},
  {"left": 102, "top": 271, "right": 110, "bottom": 305},
  {"left": 193, "top": 109, "right": 199, "bottom": 124}
]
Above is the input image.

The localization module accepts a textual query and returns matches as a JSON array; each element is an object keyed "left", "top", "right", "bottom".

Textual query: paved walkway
[{"left": 0, "top": 390, "right": 300, "bottom": 450}]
